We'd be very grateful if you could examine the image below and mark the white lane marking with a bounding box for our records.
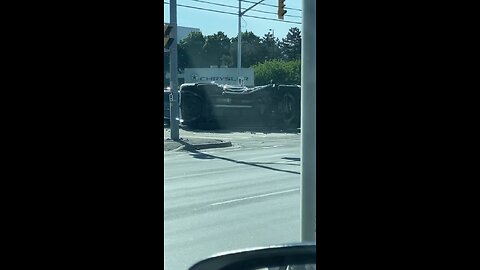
[206,145,279,153]
[197,143,288,153]
[224,148,242,152]
[209,188,300,206]
[165,169,231,180]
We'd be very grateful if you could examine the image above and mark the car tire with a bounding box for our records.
[279,91,300,129]
[180,91,205,128]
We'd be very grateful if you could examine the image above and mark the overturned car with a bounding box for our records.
[178,83,301,129]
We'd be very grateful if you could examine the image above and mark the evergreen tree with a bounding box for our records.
[280,27,302,61]
[178,32,206,68]
[203,31,231,67]
[261,32,281,61]
[230,31,263,68]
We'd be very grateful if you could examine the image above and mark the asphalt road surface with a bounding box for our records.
[164,132,301,270]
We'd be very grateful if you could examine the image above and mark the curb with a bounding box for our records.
[164,140,232,152]
[184,141,232,151]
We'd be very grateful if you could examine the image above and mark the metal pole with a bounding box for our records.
[269,28,275,59]
[237,0,242,86]
[301,0,316,242]
[169,0,180,141]
[236,0,263,86]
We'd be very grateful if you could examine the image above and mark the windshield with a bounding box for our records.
[164,1,315,269]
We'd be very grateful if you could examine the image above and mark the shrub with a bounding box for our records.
[253,59,300,86]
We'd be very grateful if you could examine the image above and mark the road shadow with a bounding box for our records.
[282,157,301,162]
[248,161,299,167]
[188,151,216,159]
[185,149,300,175]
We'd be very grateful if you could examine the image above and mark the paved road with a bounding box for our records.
[164,132,301,270]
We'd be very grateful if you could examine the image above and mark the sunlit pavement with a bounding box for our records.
[164,130,301,270]
[164,126,300,147]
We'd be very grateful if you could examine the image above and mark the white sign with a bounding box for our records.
[238,77,245,87]
[184,68,254,86]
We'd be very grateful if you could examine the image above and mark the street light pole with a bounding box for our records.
[237,0,242,86]
[237,0,265,86]
[269,28,275,59]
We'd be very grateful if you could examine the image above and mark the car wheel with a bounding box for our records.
[180,92,204,127]
[280,92,300,128]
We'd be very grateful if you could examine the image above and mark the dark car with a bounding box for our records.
[164,87,171,124]
[179,83,301,129]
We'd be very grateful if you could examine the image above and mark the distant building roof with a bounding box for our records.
[164,25,200,52]
[177,26,200,40]
[164,24,200,40]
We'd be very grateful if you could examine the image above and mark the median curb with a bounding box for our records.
[164,137,232,152]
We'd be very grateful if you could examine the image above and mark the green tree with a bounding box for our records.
[260,32,281,61]
[219,54,233,67]
[178,32,206,68]
[230,31,263,68]
[280,27,302,61]
[203,31,231,67]
[253,59,301,86]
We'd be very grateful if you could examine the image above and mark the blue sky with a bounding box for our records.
[164,0,302,40]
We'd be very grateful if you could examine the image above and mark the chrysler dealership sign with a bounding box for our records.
[184,68,254,86]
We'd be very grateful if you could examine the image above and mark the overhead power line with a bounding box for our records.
[188,0,237,10]
[244,14,300,24]
[246,8,302,19]
[164,1,301,24]
[242,0,302,12]
[165,2,237,16]
[185,0,302,19]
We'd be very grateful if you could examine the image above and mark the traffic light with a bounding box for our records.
[278,0,287,20]
[164,24,174,49]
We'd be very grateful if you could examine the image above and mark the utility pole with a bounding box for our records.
[301,0,316,242]
[237,0,242,86]
[269,28,275,59]
[237,0,265,86]
[169,0,179,141]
